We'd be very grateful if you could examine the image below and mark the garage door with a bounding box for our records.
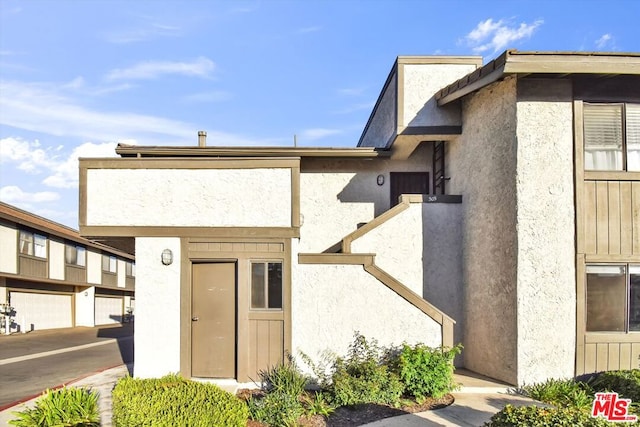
[95,296,123,325]
[10,292,73,331]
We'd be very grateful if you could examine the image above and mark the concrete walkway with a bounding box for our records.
[0,367,543,426]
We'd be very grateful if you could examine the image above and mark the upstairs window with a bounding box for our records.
[102,254,117,273]
[250,261,283,310]
[65,244,86,267]
[19,230,47,258]
[126,261,135,277]
[584,102,640,171]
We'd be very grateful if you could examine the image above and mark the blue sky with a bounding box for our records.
[1,0,639,229]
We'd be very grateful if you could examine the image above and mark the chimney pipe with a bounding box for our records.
[198,131,207,147]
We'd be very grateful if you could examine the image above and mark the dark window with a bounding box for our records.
[586,264,640,332]
[102,254,116,273]
[65,244,86,267]
[250,261,283,309]
[19,230,47,258]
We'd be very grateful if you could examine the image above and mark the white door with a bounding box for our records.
[95,296,123,325]
[10,292,73,331]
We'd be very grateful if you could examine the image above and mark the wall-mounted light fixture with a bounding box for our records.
[84,291,88,297]
[161,249,173,265]
[376,174,385,186]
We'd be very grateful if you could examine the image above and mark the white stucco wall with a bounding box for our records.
[402,63,478,127]
[351,203,423,295]
[75,286,95,327]
[421,203,464,362]
[292,261,442,364]
[299,145,430,253]
[49,238,65,280]
[134,237,181,378]
[0,223,17,274]
[86,168,292,227]
[359,71,397,148]
[515,79,575,384]
[117,259,126,288]
[447,77,519,385]
[87,249,101,285]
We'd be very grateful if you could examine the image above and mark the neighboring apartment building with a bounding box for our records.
[0,202,135,332]
[78,50,639,386]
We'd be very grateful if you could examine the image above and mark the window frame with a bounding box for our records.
[18,230,48,259]
[126,261,135,278]
[249,260,283,311]
[102,254,117,274]
[65,243,86,267]
[583,102,639,172]
[586,263,640,334]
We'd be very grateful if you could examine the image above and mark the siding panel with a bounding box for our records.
[596,182,609,254]
[608,182,621,254]
[633,182,640,254]
[585,343,597,373]
[620,343,632,370]
[596,343,609,372]
[584,181,597,254]
[621,182,633,255]
[608,343,620,371]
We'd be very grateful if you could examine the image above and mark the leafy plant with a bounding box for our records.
[485,404,612,427]
[10,387,100,427]
[301,391,336,417]
[394,343,462,401]
[248,391,305,427]
[591,369,640,403]
[258,356,307,397]
[111,374,248,427]
[521,377,594,410]
[330,332,404,406]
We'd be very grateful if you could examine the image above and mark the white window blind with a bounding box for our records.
[627,104,640,171]
[584,103,624,171]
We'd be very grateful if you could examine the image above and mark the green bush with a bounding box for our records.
[111,374,248,427]
[395,343,462,401]
[522,377,594,409]
[10,387,100,427]
[591,369,640,402]
[258,357,307,397]
[485,404,613,427]
[248,391,304,427]
[330,333,404,406]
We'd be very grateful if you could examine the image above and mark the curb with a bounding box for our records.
[0,363,125,412]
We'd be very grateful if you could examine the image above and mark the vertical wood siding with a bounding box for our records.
[18,257,47,278]
[583,181,640,256]
[248,319,284,379]
[579,340,640,374]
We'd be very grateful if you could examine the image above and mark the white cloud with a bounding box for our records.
[106,57,215,80]
[300,128,343,141]
[43,142,118,189]
[0,186,60,203]
[338,87,366,96]
[297,26,322,34]
[595,33,614,49]
[463,18,543,54]
[104,22,182,44]
[0,137,59,173]
[332,102,375,115]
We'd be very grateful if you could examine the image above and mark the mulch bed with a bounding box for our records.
[239,390,454,427]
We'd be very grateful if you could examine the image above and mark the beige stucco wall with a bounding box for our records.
[75,286,95,327]
[292,259,442,365]
[299,144,431,253]
[447,77,519,385]
[134,237,181,378]
[86,168,292,227]
[515,79,575,384]
[351,203,423,295]
[87,249,102,285]
[0,223,17,274]
[48,238,65,280]
[359,70,397,148]
[402,63,477,128]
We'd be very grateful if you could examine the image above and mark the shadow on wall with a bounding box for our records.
[336,173,389,217]
[97,322,135,375]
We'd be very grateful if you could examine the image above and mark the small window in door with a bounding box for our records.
[251,262,282,309]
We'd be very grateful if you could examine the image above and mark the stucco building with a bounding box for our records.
[0,202,135,332]
[79,50,639,386]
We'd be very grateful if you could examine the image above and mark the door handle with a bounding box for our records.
[192,316,199,321]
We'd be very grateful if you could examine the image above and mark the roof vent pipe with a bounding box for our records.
[198,131,207,147]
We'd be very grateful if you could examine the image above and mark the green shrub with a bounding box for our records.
[248,391,304,427]
[302,391,336,417]
[485,404,613,427]
[10,387,100,427]
[111,374,248,427]
[258,357,307,397]
[395,343,462,401]
[522,377,594,409]
[330,333,404,406]
[591,369,640,402]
